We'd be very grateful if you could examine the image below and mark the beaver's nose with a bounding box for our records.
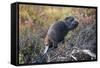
[73,21,79,27]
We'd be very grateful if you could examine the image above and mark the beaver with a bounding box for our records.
[43,16,79,54]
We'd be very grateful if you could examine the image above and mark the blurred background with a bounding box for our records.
[19,4,96,64]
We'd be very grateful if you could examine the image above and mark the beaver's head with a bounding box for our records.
[64,16,79,30]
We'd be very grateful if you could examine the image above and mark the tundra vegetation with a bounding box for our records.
[19,5,96,64]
